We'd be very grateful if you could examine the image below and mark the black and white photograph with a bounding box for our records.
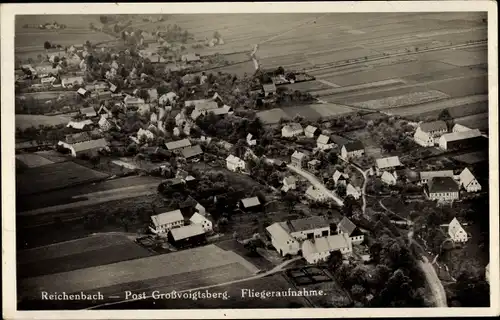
[1,2,498,319]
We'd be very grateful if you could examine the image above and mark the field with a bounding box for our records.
[350,90,450,110]
[15,153,55,168]
[257,103,356,124]
[18,244,259,301]
[16,161,110,196]
[452,151,488,164]
[17,233,152,278]
[454,112,489,131]
[16,114,72,130]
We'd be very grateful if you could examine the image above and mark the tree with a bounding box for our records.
[336,184,347,197]
[99,16,108,24]
[137,89,150,101]
[44,41,51,50]
[327,250,343,270]
[351,284,366,300]
[213,31,221,39]
[438,108,452,122]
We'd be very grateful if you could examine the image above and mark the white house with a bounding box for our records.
[287,216,330,241]
[137,103,151,115]
[159,92,178,105]
[67,119,93,130]
[137,128,155,141]
[281,123,303,138]
[333,170,349,186]
[41,76,57,85]
[425,177,460,201]
[226,154,246,172]
[98,115,113,131]
[337,217,364,245]
[413,120,448,147]
[459,168,482,192]
[375,156,401,175]
[346,183,361,199]
[448,217,468,243]
[304,125,318,138]
[381,171,397,185]
[438,129,482,150]
[57,138,109,158]
[316,134,334,151]
[79,106,96,118]
[77,88,88,97]
[419,170,454,185]
[266,222,301,257]
[61,76,84,88]
[340,141,365,160]
[189,212,213,232]
[124,96,146,109]
[306,186,327,202]
[150,209,184,234]
[301,234,352,264]
[291,150,306,168]
[246,133,257,146]
[282,176,298,192]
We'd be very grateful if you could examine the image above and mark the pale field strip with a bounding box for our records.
[454,112,490,130]
[15,153,54,168]
[18,245,258,297]
[312,66,373,79]
[15,114,71,130]
[384,94,488,116]
[414,26,487,38]
[308,103,357,117]
[316,79,341,88]
[17,234,131,264]
[310,79,407,96]
[350,90,450,110]
[72,183,159,199]
[111,159,139,170]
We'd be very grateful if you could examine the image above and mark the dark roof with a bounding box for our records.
[179,196,198,209]
[427,177,459,193]
[419,120,447,133]
[288,216,329,232]
[181,145,203,159]
[343,141,364,152]
[64,132,92,144]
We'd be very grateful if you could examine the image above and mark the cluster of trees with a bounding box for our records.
[156,24,194,44]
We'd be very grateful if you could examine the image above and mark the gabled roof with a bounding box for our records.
[165,138,191,150]
[72,138,108,152]
[452,123,472,132]
[418,120,447,133]
[240,196,261,208]
[333,170,348,183]
[190,212,209,225]
[283,122,303,132]
[288,216,328,233]
[346,183,360,195]
[291,150,305,160]
[80,106,96,116]
[67,119,93,129]
[283,176,297,185]
[427,177,459,193]
[226,154,244,164]
[420,170,454,180]
[302,234,350,255]
[266,222,296,245]
[170,224,205,241]
[381,171,396,182]
[459,168,477,186]
[343,141,364,152]
[338,217,356,236]
[440,129,482,142]
[305,125,318,135]
[181,145,203,159]
[317,134,330,144]
[151,209,184,227]
[64,132,92,144]
[448,217,466,238]
[376,156,401,169]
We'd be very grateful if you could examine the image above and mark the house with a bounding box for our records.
[438,129,483,150]
[316,134,334,150]
[181,53,201,63]
[137,128,155,141]
[459,168,482,192]
[375,156,401,175]
[291,151,306,168]
[286,216,330,240]
[175,111,188,127]
[425,177,460,201]
[306,186,327,202]
[35,64,60,77]
[181,145,203,160]
[381,171,397,186]
[159,92,177,105]
[137,103,151,115]
[452,123,472,133]
[124,96,146,109]
[186,100,219,112]
[413,120,448,147]
[304,125,319,138]
[337,217,364,245]
[98,115,113,131]
[301,234,352,264]
[150,209,184,234]
[346,183,361,199]
[308,159,321,171]
[239,197,262,212]
[57,138,109,158]
[263,83,277,97]
[61,76,84,88]
[97,105,112,118]
[246,133,257,146]
[340,141,365,160]
[266,222,301,257]
[77,88,89,97]
[281,123,303,138]
[168,225,206,248]
[332,170,349,186]
[282,176,298,192]
[165,138,191,151]
[419,170,454,185]
[226,154,246,172]
[448,217,468,243]
[40,76,57,85]
[67,119,93,130]
[189,212,212,232]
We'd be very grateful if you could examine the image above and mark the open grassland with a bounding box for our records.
[17,233,152,278]
[16,161,110,196]
[16,114,71,130]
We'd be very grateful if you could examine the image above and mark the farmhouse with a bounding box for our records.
[317,134,334,150]
[375,156,401,175]
[448,217,468,243]
[246,133,257,146]
[425,177,460,201]
[340,141,365,160]
[438,129,483,150]
[381,171,397,185]
[226,154,246,172]
[137,128,155,141]
[35,64,60,78]
[181,53,201,63]
[165,139,191,151]
[58,138,109,158]
[301,234,352,264]
[281,123,304,137]
[419,170,454,184]
[263,83,277,97]
[159,92,177,105]
[308,159,321,171]
[459,168,482,192]
[41,76,57,85]
[291,150,306,168]
[306,186,326,202]
[452,123,473,133]
[286,216,330,241]
[304,125,319,138]
[337,217,364,245]
[77,88,89,98]
[181,145,203,161]
[187,100,219,112]
[346,183,361,199]
[61,76,84,88]
[98,115,113,131]
[189,212,213,232]
[333,170,349,186]
[266,222,301,257]
[282,176,298,192]
[150,209,184,234]
[124,96,146,109]
[175,111,188,127]
[168,225,206,248]
[67,119,93,130]
[413,120,447,147]
[239,197,262,212]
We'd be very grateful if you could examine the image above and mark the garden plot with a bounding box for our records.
[350,90,450,110]
[427,75,487,97]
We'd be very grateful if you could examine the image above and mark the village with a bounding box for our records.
[14,13,491,309]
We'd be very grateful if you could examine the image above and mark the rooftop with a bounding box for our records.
[418,120,447,133]
[428,177,460,193]
[420,170,454,180]
[151,209,184,227]
[181,145,203,159]
[440,129,482,142]
[288,215,328,233]
[165,139,191,150]
[343,140,364,152]
[240,196,261,208]
[170,224,205,241]
[376,156,401,169]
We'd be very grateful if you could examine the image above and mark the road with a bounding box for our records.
[286,164,344,207]
[345,160,369,215]
[86,256,302,310]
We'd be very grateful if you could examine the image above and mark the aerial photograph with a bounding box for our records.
[14,12,490,310]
